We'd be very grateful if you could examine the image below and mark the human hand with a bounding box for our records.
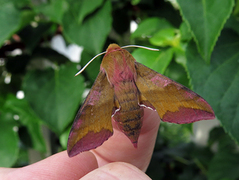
[0,108,160,180]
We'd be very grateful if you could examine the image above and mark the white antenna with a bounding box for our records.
[121,45,159,51]
[75,45,159,76]
[75,51,106,76]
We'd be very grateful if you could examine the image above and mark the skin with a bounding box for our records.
[0,108,160,180]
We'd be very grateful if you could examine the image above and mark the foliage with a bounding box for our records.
[0,0,239,179]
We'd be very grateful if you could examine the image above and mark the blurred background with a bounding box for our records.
[0,0,239,179]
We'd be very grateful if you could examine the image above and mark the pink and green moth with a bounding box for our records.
[67,43,215,157]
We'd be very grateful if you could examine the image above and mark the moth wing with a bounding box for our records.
[67,71,114,157]
[135,62,215,124]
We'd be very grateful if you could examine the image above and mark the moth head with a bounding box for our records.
[74,44,159,77]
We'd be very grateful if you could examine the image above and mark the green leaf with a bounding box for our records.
[77,0,104,24]
[224,15,239,35]
[80,49,101,81]
[131,17,173,39]
[208,152,239,180]
[0,2,21,46]
[62,0,112,54]
[177,0,234,62]
[59,127,71,150]
[233,0,239,16]
[174,47,187,68]
[150,28,179,47]
[132,48,173,74]
[186,30,239,143]
[179,22,192,42]
[164,59,190,87]
[19,10,35,28]
[208,127,236,152]
[34,0,68,23]
[4,95,46,152]
[131,0,141,5]
[23,63,85,134]
[0,120,19,167]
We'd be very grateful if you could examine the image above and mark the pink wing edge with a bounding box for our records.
[136,63,215,124]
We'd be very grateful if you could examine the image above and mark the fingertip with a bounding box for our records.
[60,151,98,178]
[81,162,151,180]
[6,151,98,180]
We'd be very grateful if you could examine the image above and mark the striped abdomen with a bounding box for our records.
[113,80,144,147]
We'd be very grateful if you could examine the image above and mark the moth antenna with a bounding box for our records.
[75,51,106,76]
[75,45,158,76]
[121,45,159,51]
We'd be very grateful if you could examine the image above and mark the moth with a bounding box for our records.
[67,43,215,157]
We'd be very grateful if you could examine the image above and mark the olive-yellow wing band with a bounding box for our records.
[135,62,215,123]
[67,71,114,157]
